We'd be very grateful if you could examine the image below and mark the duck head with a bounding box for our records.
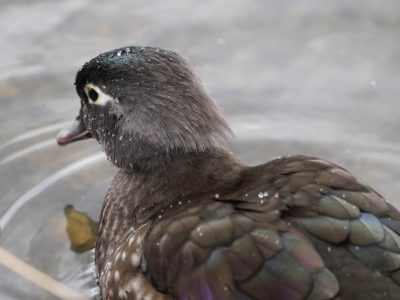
[57,46,231,171]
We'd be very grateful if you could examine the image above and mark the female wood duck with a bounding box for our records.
[57,46,400,300]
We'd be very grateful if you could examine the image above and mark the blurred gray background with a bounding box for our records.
[0,0,399,299]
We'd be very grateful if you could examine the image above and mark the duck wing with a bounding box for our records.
[143,155,400,300]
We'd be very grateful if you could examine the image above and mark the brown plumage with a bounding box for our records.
[57,46,400,300]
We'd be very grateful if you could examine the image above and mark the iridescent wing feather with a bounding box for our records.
[143,156,400,300]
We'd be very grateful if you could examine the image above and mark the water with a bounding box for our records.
[1,0,400,298]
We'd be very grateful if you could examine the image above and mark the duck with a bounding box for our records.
[57,46,400,300]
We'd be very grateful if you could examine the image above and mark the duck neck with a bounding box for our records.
[100,147,243,230]
[137,147,243,221]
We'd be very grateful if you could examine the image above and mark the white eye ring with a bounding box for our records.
[84,84,113,106]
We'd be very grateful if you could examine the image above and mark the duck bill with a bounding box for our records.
[57,115,92,146]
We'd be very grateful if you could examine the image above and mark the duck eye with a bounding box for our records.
[88,88,99,102]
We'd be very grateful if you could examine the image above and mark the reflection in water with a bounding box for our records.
[0,0,399,299]
[0,153,105,232]
[0,121,71,150]
[0,247,87,299]
[0,139,55,165]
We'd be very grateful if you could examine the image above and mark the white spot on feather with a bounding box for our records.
[118,288,128,299]
[131,253,140,266]
[115,251,121,262]
[106,271,111,282]
[114,271,120,282]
